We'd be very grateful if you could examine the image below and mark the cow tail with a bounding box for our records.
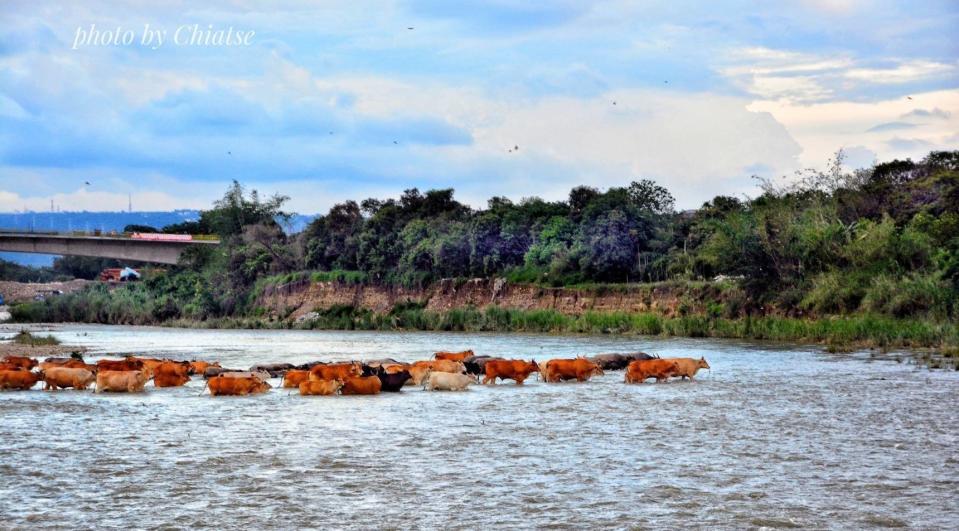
[198,378,210,396]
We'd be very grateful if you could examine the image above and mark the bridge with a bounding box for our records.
[0,232,220,265]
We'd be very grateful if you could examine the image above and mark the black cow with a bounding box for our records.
[374,368,411,392]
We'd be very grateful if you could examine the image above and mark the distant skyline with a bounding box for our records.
[1,1,957,214]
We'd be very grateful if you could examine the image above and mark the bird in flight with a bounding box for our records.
[907,96,913,100]
[227,151,231,155]
[84,181,91,186]
[408,27,414,30]
[612,101,617,105]
[393,140,398,144]
[514,145,519,151]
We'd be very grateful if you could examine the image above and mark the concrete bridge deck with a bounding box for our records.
[0,232,220,265]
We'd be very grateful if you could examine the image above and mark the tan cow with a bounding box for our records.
[298,379,343,396]
[43,367,95,391]
[662,357,710,380]
[96,370,149,393]
[282,369,312,388]
[425,372,475,391]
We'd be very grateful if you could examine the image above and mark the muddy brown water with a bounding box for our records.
[1,324,957,529]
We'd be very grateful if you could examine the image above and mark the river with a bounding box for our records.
[1,324,957,529]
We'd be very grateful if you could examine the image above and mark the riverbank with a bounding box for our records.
[158,306,957,355]
[9,278,959,356]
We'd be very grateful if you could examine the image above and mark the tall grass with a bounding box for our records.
[290,305,958,349]
[11,330,60,346]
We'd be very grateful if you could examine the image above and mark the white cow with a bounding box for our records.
[424,372,475,391]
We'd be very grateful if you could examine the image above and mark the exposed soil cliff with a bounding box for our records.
[257,278,716,320]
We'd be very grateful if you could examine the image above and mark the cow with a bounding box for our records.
[434,350,474,362]
[298,379,343,396]
[0,362,25,371]
[250,363,295,378]
[483,359,539,385]
[662,357,710,380]
[0,370,42,390]
[207,375,271,396]
[282,369,312,388]
[1,356,38,370]
[588,353,631,371]
[405,365,432,386]
[97,358,145,372]
[153,361,191,387]
[217,371,272,382]
[425,372,475,391]
[132,357,166,377]
[374,368,412,392]
[625,359,681,384]
[340,376,382,395]
[95,370,149,393]
[39,359,95,372]
[463,356,501,376]
[412,360,466,374]
[625,352,658,362]
[309,363,362,382]
[188,360,221,375]
[544,358,605,383]
[43,367,95,391]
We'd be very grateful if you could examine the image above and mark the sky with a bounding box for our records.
[0,0,956,215]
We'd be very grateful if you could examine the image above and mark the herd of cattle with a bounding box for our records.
[0,350,710,396]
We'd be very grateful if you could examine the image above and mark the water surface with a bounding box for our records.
[1,324,957,529]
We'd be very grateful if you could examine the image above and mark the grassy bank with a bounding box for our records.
[31,304,949,353]
[287,305,958,349]
[11,284,957,351]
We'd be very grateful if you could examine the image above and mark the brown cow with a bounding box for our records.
[340,376,382,395]
[97,358,145,372]
[207,375,270,396]
[544,358,605,382]
[43,367,96,391]
[298,379,343,396]
[0,362,25,371]
[625,359,681,383]
[95,370,149,393]
[434,350,474,362]
[153,361,191,387]
[282,369,312,388]
[189,360,220,375]
[1,356,37,370]
[39,359,95,372]
[309,363,362,382]
[0,370,42,390]
[662,357,710,380]
[483,359,539,385]
[132,357,165,376]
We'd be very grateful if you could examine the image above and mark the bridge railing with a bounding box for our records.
[0,229,218,241]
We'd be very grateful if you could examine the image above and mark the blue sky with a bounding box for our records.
[1,0,956,214]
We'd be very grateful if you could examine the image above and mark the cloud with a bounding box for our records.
[845,60,956,84]
[900,107,951,120]
[866,121,916,133]
[885,137,933,151]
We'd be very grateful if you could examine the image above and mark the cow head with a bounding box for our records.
[529,360,539,372]
[697,357,710,370]
[589,363,605,377]
[361,364,376,377]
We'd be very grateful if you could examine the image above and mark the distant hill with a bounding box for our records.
[0,210,315,265]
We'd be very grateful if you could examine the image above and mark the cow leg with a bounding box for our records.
[515,377,525,385]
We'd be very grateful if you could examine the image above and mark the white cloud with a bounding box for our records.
[845,60,956,84]
[749,88,959,169]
